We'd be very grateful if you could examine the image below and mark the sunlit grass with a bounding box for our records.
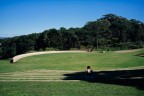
[0,50,144,73]
[0,81,144,96]
[0,50,144,96]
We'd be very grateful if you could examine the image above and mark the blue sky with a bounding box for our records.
[0,0,144,37]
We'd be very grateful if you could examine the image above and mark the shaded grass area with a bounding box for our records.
[135,53,144,57]
[0,50,144,73]
[0,81,144,96]
[63,69,144,90]
[0,69,143,91]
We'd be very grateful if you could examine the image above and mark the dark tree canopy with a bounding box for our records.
[0,14,144,58]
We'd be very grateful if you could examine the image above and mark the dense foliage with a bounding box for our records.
[0,14,144,58]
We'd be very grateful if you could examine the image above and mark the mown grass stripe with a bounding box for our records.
[0,80,80,82]
[0,70,84,81]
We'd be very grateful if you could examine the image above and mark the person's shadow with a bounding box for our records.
[63,69,144,90]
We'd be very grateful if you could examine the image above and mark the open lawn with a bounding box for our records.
[0,50,144,73]
[0,50,144,96]
[0,81,144,96]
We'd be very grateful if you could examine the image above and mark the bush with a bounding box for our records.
[45,47,58,51]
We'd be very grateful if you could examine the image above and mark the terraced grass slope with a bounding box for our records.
[0,70,80,81]
[0,50,144,96]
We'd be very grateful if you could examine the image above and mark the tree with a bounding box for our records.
[130,19,144,42]
[47,29,62,50]
[1,38,16,58]
[84,19,111,49]
[36,31,49,50]
[102,14,136,49]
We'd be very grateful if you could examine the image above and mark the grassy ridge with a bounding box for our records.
[0,50,144,73]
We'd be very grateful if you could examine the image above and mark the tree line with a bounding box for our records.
[0,14,144,58]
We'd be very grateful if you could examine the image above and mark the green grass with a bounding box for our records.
[0,50,144,73]
[0,50,144,96]
[0,81,144,96]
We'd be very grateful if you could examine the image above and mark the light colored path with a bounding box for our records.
[12,51,86,62]
[115,48,143,53]
[13,49,144,62]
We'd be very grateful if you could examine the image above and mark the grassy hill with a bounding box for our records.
[0,50,144,73]
[0,50,144,96]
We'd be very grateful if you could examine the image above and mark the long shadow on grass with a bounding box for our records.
[63,69,144,90]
